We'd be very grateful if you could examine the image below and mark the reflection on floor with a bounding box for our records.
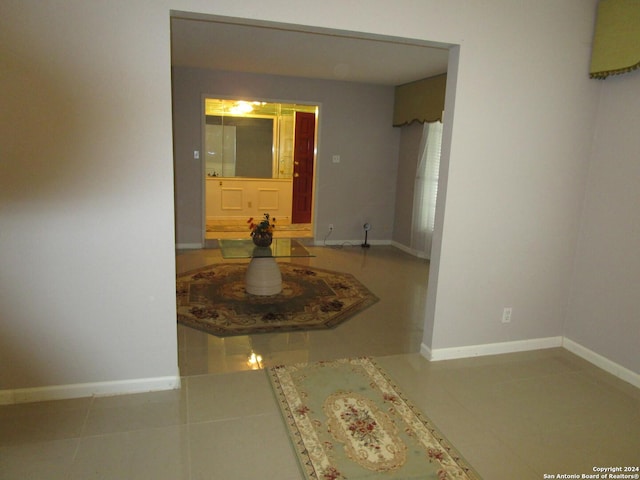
[1,244,638,479]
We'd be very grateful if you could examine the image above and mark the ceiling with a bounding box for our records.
[170,16,449,87]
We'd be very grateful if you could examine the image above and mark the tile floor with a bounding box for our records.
[1,244,638,479]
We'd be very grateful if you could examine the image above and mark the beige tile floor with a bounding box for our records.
[1,244,638,479]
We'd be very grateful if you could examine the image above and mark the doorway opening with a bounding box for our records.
[203,98,318,239]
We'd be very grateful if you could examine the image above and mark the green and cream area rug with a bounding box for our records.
[268,357,481,480]
[176,263,378,336]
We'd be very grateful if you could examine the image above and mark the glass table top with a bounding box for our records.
[218,238,314,259]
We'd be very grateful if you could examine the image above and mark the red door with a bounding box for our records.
[291,111,316,224]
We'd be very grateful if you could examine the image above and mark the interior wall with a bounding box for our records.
[426,1,601,352]
[173,67,401,246]
[565,70,640,375]
[0,0,179,393]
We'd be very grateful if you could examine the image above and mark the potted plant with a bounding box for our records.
[248,213,276,247]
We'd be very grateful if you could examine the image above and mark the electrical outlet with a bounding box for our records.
[329,224,334,231]
[501,307,512,324]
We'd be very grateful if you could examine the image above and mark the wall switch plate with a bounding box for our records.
[332,155,340,163]
[194,150,200,159]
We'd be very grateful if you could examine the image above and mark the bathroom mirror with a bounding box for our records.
[205,114,275,178]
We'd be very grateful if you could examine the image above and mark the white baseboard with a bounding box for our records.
[421,336,639,389]
[421,336,563,361]
[313,239,421,254]
[313,239,392,247]
[0,375,182,406]
[390,241,429,259]
[563,338,640,389]
[176,243,204,250]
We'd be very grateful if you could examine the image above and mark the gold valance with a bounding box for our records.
[590,0,640,79]
[393,74,446,126]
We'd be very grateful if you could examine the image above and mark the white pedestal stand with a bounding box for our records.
[245,257,282,295]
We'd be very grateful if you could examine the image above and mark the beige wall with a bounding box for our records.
[1,0,179,397]
[565,70,640,375]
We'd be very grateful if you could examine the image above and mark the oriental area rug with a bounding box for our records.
[176,263,378,336]
[268,357,482,480]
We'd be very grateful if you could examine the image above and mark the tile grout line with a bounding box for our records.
[71,395,94,464]
[184,376,193,480]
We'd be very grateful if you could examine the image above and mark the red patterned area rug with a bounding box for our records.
[176,263,378,336]
[268,357,482,480]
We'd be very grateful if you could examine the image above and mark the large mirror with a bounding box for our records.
[204,98,317,179]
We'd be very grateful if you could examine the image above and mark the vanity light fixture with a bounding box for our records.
[230,101,254,115]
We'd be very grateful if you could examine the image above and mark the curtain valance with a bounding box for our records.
[590,0,640,79]
[393,74,446,126]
